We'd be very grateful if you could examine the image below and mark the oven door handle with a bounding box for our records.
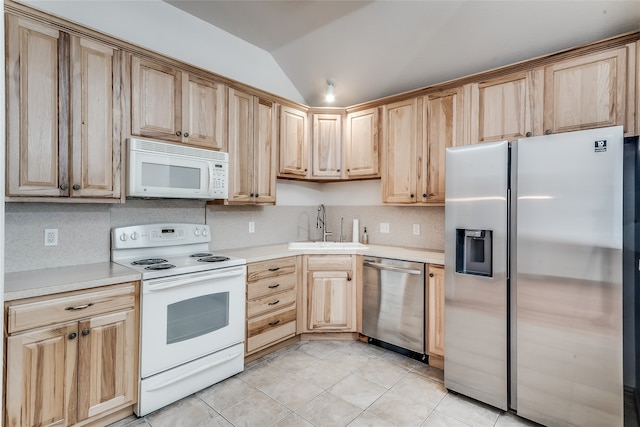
[145,350,243,391]
[147,267,245,292]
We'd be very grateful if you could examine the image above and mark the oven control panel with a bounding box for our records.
[111,223,211,249]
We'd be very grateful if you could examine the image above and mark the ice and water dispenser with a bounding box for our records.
[455,229,493,277]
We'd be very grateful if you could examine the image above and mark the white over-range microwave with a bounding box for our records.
[127,138,228,200]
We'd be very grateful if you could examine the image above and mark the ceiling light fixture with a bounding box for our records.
[325,78,336,102]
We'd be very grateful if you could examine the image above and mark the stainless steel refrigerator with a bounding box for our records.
[444,126,628,427]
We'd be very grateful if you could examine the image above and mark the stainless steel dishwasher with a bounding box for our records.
[362,257,425,354]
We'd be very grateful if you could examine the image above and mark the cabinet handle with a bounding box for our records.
[65,303,94,311]
[68,332,77,340]
[545,129,552,135]
[268,283,280,289]
[59,183,68,191]
[176,131,182,137]
[268,319,281,327]
[347,273,352,281]
[525,131,532,137]
[82,328,90,336]
[268,267,280,272]
[268,300,280,306]
[429,273,434,277]
[184,131,189,137]
[73,184,80,191]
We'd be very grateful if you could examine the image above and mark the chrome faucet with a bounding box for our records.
[316,204,332,242]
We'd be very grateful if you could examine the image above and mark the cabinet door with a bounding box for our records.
[345,108,379,178]
[307,271,353,331]
[253,98,278,204]
[6,323,78,427]
[543,46,628,134]
[6,15,64,197]
[424,89,463,204]
[311,114,342,179]
[427,265,445,358]
[469,72,537,143]
[131,57,182,142]
[227,88,254,203]
[184,74,226,150]
[382,98,418,204]
[69,36,121,198]
[77,309,136,421]
[279,105,308,177]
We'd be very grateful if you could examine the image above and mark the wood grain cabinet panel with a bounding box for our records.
[5,14,122,200]
[279,105,309,178]
[131,56,226,149]
[227,88,277,204]
[311,113,342,179]
[345,108,380,179]
[4,283,138,427]
[427,264,445,367]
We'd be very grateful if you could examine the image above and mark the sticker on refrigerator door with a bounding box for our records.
[594,140,607,153]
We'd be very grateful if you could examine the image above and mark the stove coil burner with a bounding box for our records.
[144,263,176,270]
[132,258,168,266]
[190,253,213,258]
[197,256,231,263]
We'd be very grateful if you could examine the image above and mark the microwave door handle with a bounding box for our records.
[147,267,245,291]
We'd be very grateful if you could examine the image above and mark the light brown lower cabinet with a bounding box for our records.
[4,283,138,427]
[426,264,445,369]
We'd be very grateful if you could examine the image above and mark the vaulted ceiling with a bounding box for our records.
[165,1,640,107]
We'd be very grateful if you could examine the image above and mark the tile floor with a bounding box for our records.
[109,340,540,427]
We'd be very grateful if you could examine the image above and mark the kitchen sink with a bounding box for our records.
[288,241,369,250]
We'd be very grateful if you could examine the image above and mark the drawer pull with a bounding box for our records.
[65,303,94,311]
[268,267,280,272]
[268,300,280,306]
[268,284,280,289]
[268,320,280,327]
[82,328,91,336]
[68,332,77,340]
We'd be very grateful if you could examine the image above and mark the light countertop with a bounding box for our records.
[222,243,444,265]
[5,262,142,302]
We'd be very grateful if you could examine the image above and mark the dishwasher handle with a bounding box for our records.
[363,260,423,275]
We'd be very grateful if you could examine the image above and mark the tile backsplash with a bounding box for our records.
[5,194,444,272]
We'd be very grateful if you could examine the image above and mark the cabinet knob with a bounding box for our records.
[410,194,415,198]
[250,193,255,198]
[347,169,350,172]
[68,332,77,340]
[184,131,189,137]
[73,184,80,191]
[525,131,532,137]
[176,131,182,137]
[59,183,68,191]
[429,273,434,277]
[304,168,308,172]
[422,194,427,198]
[337,169,340,172]
[82,328,90,336]
[545,129,552,135]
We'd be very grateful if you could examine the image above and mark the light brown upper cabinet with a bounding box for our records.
[278,105,309,178]
[382,98,419,204]
[542,44,635,135]
[131,56,226,150]
[345,108,380,179]
[423,88,465,204]
[227,88,277,204]
[311,113,343,179]
[466,71,543,144]
[5,14,122,200]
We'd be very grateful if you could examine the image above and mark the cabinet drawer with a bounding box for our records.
[246,306,297,354]
[247,288,295,318]
[306,255,353,271]
[247,257,297,282]
[247,273,296,300]
[7,283,136,334]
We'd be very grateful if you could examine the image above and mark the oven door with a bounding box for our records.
[140,265,245,378]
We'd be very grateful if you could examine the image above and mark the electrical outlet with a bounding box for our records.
[380,223,390,233]
[45,228,58,246]
[249,221,255,233]
[413,224,420,235]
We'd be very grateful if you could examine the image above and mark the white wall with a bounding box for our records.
[23,0,305,104]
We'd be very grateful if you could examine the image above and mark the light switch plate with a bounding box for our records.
[380,223,390,233]
[413,224,420,235]
[249,222,255,233]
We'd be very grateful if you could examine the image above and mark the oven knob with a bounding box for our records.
[202,229,208,237]
[130,232,138,240]
[119,233,127,242]
[194,229,200,237]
